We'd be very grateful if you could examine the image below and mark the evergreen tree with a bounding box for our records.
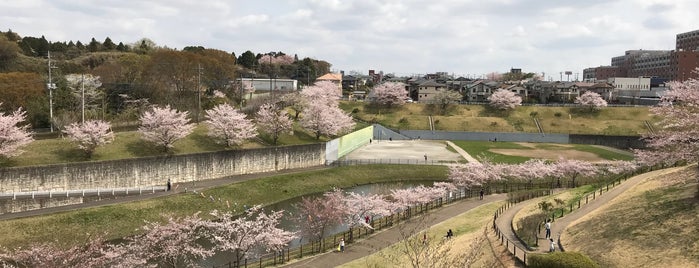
[237,50,257,69]
[87,37,101,52]
[116,42,127,52]
[103,37,116,50]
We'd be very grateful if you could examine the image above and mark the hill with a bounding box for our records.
[341,102,655,135]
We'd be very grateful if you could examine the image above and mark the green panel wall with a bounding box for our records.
[337,126,373,158]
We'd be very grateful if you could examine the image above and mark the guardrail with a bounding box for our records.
[0,186,168,200]
[491,189,552,266]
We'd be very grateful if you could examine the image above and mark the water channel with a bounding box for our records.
[203,180,439,266]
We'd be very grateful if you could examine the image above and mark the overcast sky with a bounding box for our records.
[2,0,699,80]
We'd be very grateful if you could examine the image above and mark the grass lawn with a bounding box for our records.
[340,201,504,268]
[450,141,633,164]
[0,165,448,249]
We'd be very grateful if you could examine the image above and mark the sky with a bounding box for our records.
[2,0,699,80]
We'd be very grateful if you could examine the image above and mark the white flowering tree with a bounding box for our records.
[63,120,115,158]
[256,103,293,145]
[575,91,607,112]
[138,105,195,152]
[205,103,257,147]
[488,89,522,110]
[0,103,33,159]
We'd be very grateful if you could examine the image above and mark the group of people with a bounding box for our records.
[545,218,557,252]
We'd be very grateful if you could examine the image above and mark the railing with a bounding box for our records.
[330,159,446,166]
[0,186,168,200]
[491,189,552,266]
[212,185,501,268]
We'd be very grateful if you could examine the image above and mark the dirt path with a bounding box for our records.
[445,141,479,163]
[282,194,506,268]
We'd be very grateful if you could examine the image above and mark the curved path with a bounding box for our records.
[494,166,686,259]
[283,193,506,268]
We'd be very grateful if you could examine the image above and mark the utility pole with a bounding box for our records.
[47,51,57,132]
[195,63,203,123]
[81,73,85,123]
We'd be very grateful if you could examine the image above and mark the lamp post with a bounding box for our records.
[195,63,203,123]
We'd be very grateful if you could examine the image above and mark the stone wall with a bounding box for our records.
[0,144,325,193]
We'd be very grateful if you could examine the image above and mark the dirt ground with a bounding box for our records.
[489,149,604,162]
[343,140,462,162]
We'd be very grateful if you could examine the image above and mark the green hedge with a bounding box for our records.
[528,252,600,268]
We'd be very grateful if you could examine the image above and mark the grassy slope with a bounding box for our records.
[342,102,655,135]
[340,201,503,268]
[563,166,699,267]
[0,165,447,249]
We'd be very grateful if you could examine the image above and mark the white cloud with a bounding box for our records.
[1,0,699,78]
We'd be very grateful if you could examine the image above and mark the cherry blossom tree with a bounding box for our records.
[259,54,294,65]
[204,207,295,266]
[552,158,599,187]
[371,82,408,108]
[293,195,344,251]
[448,161,502,190]
[488,89,522,110]
[300,102,355,139]
[205,103,257,147]
[575,91,607,112]
[431,90,463,114]
[256,103,293,145]
[0,104,33,158]
[390,185,446,209]
[63,120,115,158]
[342,191,396,231]
[301,81,342,107]
[65,74,103,112]
[130,213,213,268]
[636,72,699,195]
[138,105,195,152]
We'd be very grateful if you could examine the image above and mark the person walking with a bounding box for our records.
[424,154,428,162]
[545,219,552,239]
[167,179,172,191]
[446,229,453,239]
[339,238,345,252]
[479,189,484,200]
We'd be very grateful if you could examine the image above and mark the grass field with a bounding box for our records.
[0,165,448,249]
[341,102,655,135]
[562,166,699,268]
[450,141,634,164]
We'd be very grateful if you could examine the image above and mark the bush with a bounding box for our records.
[398,117,408,124]
[515,212,547,247]
[352,108,359,114]
[528,252,600,268]
[530,111,539,117]
[554,112,563,117]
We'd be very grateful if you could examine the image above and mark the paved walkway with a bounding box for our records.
[494,166,686,259]
[282,193,506,268]
[445,141,479,163]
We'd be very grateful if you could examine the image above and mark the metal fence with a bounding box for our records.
[0,186,167,200]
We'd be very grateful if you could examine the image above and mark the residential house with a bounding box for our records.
[416,80,448,102]
[465,80,500,102]
[316,73,343,92]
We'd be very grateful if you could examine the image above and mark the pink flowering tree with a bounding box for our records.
[205,103,257,147]
[256,103,293,145]
[63,120,115,158]
[204,207,295,265]
[300,102,355,139]
[292,194,344,252]
[130,213,213,268]
[552,158,599,187]
[138,105,195,152]
[599,160,639,177]
[448,161,502,190]
[636,72,699,195]
[301,81,342,107]
[488,89,522,110]
[0,104,33,159]
[341,191,396,240]
[575,91,607,112]
[371,82,408,108]
[390,185,446,209]
[259,54,295,65]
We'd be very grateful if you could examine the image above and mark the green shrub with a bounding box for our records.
[352,108,359,113]
[528,252,600,268]
[554,112,563,117]
[530,111,539,117]
[516,212,547,247]
[398,117,408,124]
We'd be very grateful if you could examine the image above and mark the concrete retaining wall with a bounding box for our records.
[0,144,325,194]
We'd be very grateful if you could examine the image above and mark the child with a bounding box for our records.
[549,238,556,252]
[339,238,345,252]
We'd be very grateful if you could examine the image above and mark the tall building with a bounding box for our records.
[677,29,699,52]
[584,29,699,82]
